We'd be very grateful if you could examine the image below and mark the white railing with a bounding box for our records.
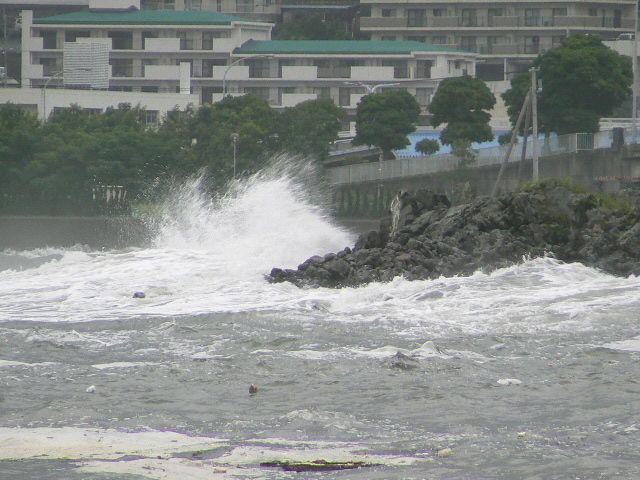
[328,131,614,185]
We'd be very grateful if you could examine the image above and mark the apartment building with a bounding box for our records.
[142,0,281,21]
[359,0,637,81]
[20,4,476,120]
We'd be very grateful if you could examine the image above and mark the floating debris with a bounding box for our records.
[436,448,453,458]
[261,459,380,472]
[133,292,146,299]
[497,378,522,386]
[85,385,96,393]
[249,383,258,395]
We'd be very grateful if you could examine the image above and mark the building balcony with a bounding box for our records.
[144,65,181,80]
[361,15,635,31]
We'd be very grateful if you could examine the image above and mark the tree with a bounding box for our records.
[277,99,347,159]
[188,95,279,182]
[429,76,495,146]
[273,13,356,40]
[502,34,632,135]
[353,90,421,159]
[415,138,440,156]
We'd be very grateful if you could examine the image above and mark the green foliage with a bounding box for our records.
[498,132,514,145]
[187,95,279,182]
[277,99,347,159]
[451,139,477,167]
[429,76,495,146]
[273,13,355,40]
[519,179,632,213]
[502,34,632,135]
[501,71,532,134]
[0,91,393,215]
[415,138,440,156]
[353,90,421,155]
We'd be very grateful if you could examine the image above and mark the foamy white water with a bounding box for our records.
[1,158,639,479]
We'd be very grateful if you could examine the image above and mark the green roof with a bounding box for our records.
[236,40,467,55]
[34,10,268,26]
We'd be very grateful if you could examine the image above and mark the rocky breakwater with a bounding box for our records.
[269,182,640,288]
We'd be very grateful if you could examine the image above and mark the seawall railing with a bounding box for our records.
[328,131,615,185]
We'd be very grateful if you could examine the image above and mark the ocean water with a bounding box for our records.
[1,160,639,480]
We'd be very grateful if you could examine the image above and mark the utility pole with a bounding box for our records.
[491,89,531,197]
[530,67,539,180]
[632,0,639,144]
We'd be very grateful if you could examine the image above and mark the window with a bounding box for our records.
[407,36,426,42]
[108,30,133,49]
[313,87,331,99]
[144,110,159,125]
[552,8,567,17]
[488,9,506,27]
[432,35,447,45]
[416,60,432,78]
[461,36,477,52]
[524,36,540,54]
[407,9,426,27]
[248,58,270,78]
[488,35,508,53]
[141,86,159,93]
[177,32,195,50]
[202,32,214,49]
[40,57,58,76]
[381,8,396,18]
[588,8,598,17]
[381,35,397,41]
[216,0,222,12]
[433,8,450,17]
[110,58,133,77]
[185,0,201,9]
[65,30,90,42]
[236,0,254,13]
[41,31,57,49]
[462,9,481,27]
[382,59,408,79]
[524,9,541,27]
[338,87,351,106]
[314,59,350,78]
[110,86,133,92]
[552,35,564,48]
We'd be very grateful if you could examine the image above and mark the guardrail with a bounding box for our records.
[328,131,614,185]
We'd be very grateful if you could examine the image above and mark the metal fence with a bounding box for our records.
[328,131,614,185]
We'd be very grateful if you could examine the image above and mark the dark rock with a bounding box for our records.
[267,184,640,288]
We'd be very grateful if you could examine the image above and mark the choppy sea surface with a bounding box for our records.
[1,161,639,479]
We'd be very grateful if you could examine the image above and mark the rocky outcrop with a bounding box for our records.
[269,183,640,288]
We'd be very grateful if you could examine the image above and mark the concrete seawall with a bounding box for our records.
[0,216,156,250]
[0,216,377,251]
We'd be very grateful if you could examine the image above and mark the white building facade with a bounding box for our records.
[359,0,637,81]
[17,5,476,121]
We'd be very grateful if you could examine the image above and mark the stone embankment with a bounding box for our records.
[269,182,640,288]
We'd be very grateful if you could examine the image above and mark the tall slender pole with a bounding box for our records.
[632,1,639,144]
[231,132,239,178]
[531,67,539,180]
[491,89,531,197]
